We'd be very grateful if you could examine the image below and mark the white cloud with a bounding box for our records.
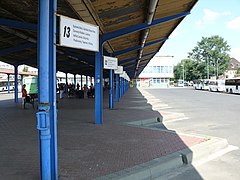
[226,17,240,30]
[195,9,231,28]
[231,47,240,60]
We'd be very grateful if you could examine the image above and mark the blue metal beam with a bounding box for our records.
[95,41,103,124]
[120,51,158,65]
[63,50,95,65]
[0,43,36,56]
[14,65,18,103]
[36,0,51,179]
[109,69,114,109]
[49,0,58,179]
[0,18,37,31]
[102,12,190,42]
[112,38,168,56]
[115,74,119,103]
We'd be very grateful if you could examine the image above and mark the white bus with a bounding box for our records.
[0,80,15,91]
[193,79,209,90]
[208,79,225,92]
[177,79,184,87]
[225,78,240,94]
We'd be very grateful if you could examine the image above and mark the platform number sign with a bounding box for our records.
[59,15,99,52]
[63,26,71,38]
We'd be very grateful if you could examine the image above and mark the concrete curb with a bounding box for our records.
[95,137,229,180]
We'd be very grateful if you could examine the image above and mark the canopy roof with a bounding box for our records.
[0,0,198,78]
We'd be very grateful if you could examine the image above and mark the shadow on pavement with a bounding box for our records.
[0,88,204,179]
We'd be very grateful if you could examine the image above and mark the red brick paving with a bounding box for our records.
[0,88,205,179]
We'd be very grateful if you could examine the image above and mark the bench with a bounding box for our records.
[24,94,37,109]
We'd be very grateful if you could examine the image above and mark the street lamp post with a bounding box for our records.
[216,58,219,79]
[182,63,184,83]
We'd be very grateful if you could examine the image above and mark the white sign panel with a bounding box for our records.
[60,15,99,52]
[114,66,123,74]
[103,56,118,70]
[120,71,126,78]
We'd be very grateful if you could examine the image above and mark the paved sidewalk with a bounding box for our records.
[0,88,206,179]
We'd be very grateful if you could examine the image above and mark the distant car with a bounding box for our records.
[177,80,184,87]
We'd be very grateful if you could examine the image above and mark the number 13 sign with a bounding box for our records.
[59,15,99,52]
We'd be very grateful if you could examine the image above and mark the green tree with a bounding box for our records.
[174,59,205,81]
[237,68,240,74]
[188,35,231,78]
[23,65,28,72]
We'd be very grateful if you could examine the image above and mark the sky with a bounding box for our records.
[157,0,240,65]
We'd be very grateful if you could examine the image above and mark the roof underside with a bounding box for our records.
[0,0,198,78]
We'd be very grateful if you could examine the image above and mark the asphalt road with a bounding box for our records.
[144,87,240,180]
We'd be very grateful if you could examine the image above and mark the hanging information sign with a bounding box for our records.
[114,66,123,74]
[103,56,118,70]
[59,15,99,52]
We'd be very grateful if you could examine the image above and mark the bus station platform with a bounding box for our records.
[0,88,207,179]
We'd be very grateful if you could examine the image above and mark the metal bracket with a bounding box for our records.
[36,111,50,131]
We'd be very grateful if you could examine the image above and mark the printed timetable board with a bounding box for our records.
[103,56,118,70]
[59,15,99,52]
[114,66,123,74]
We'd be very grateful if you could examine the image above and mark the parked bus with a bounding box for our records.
[0,80,15,91]
[193,79,209,90]
[208,79,225,92]
[23,76,38,95]
[177,79,184,87]
[225,78,240,94]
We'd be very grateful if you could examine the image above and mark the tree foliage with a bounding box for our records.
[23,65,28,72]
[174,59,206,81]
[188,35,231,78]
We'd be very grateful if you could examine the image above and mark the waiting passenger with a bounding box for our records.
[22,84,27,109]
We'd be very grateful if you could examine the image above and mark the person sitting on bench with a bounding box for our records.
[22,84,34,109]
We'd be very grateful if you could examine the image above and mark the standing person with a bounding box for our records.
[22,84,27,109]
[83,84,88,99]
[59,83,64,99]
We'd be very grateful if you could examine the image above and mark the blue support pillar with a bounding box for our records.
[37,0,51,179]
[109,69,114,109]
[95,41,103,124]
[115,74,119,102]
[49,0,58,179]
[123,78,126,94]
[80,75,83,90]
[73,74,76,89]
[119,77,122,98]
[14,65,18,103]
[7,74,10,94]
[65,73,68,95]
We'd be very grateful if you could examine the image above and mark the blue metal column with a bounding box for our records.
[119,77,121,98]
[95,41,103,124]
[49,0,58,179]
[14,65,18,103]
[123,78,126,94]
[80,75,83,90]
[73,74,76,89]
[7,74,10,94]
[109,69,114,109]
[115,74,119,102]
[65,73,68,95]
[121,78,124,96]
[37,0,51,179]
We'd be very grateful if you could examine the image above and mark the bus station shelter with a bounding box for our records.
[0,0,198,179]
